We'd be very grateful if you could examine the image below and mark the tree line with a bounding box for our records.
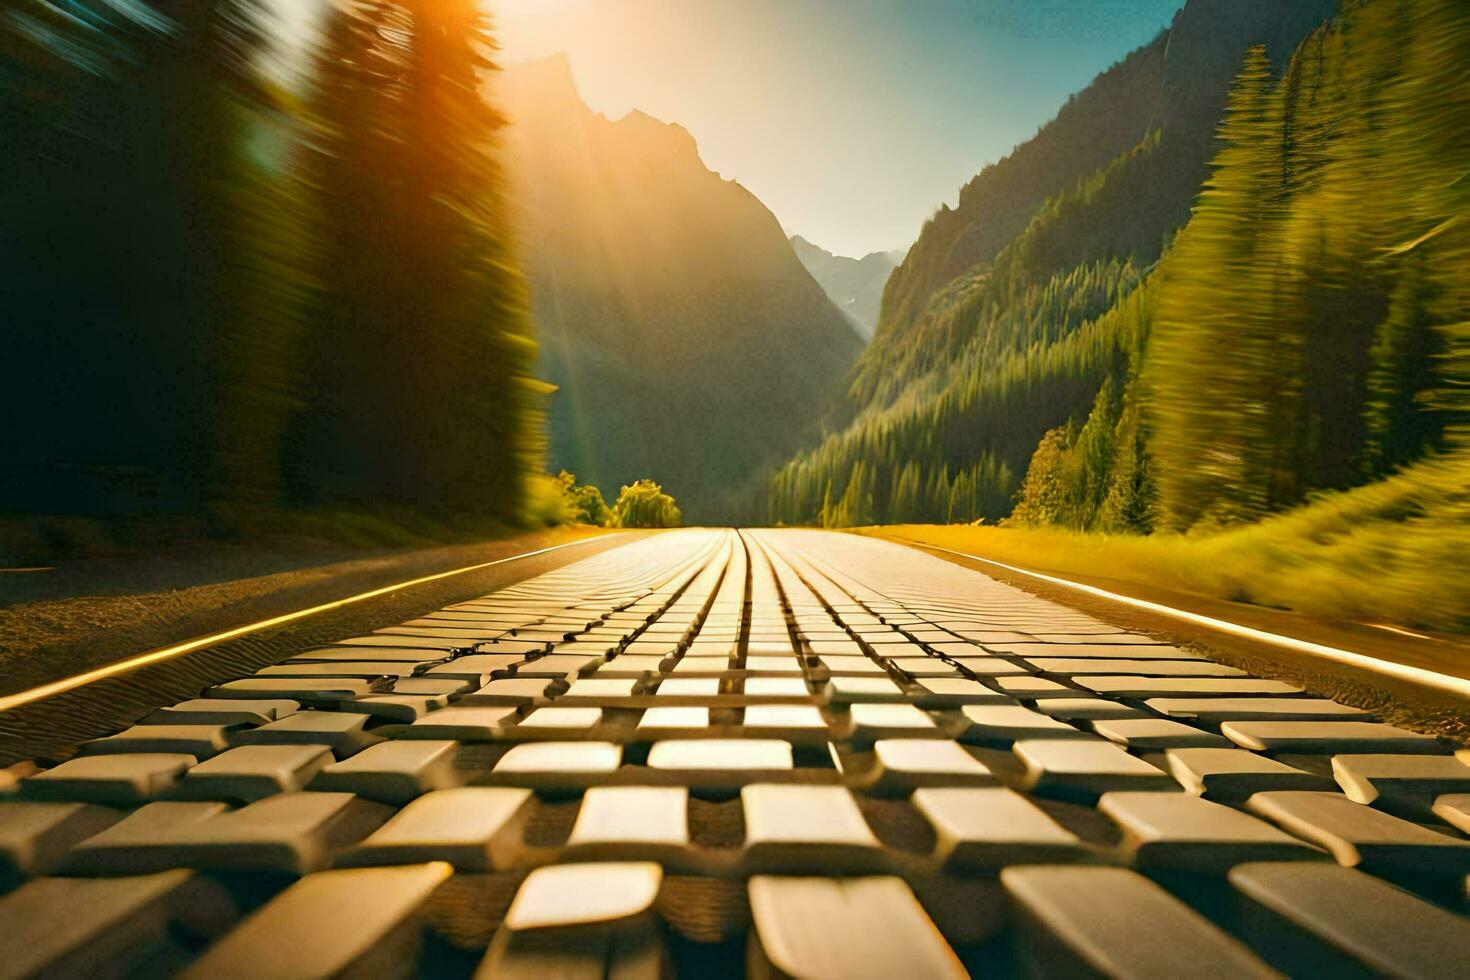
[771,0,1470,535]
[1,0,539,534]
[1015,0,1469,533]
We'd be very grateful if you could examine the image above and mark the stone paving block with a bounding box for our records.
[460,677,560,705]
[1145,698,1372,722]
[169,744,332,802]
[57,802,228,874]
[742,677,811,698]
[1001,866,1279,978]
[566,786,690,859]
[1247,791,1470,876]
[392,677,475,696]
[64,792,387,876]
[143,698,299,727]
[849,703,938,742]
[0,801,121,884]
[404,706,516,741]
[514,707,604,734]
[990,676,1075,699]
[914,677,1014,706]
[655,677,721,697]
[79,725,229,760]
[1034,698,1147,720]
[741,705,828,738]
[259,660,424,678]
[338,693,447,723]
[747,875,968,979]
[1230,861,1470,979]
[820,655,889,674]
[1099,791,1324,871]
[309,740,461,803]
[208,677,383,702]
[1025,658,1247,677]
[825,676,908,703]
[477,862,666,979]
[1433,794,1470,834]
[1014,739,1177,800]
[1221,721,1446,755]
[1166,749,1336,800]
[0,870,236,978]
[913,787,1087,870]
[869,738,996,789]
[1092,718,1232,750]
[742,784,881,872]
[647,739,793,788]
[1080,677,1304,698]
[422,654,531,683]
[1330,754,1470,811]
[959,705,1093,745]
[637,706,709,731]
[561,678,641,699]
[491,742,623,790]
[180,863,450,979]
[21,754,196,805]
[229,710,373,755]
[742,656,805,674]
[338,787,531,870]
[986,643,1203,660]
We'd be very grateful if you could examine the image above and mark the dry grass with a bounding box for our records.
[863,457,1470,634]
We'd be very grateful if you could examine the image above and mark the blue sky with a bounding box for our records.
[494,0,1184,256]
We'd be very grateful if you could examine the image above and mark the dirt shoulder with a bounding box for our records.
[0,526,618,697]
[866,527,1470,742]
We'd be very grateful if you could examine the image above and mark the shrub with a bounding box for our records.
[611,480,682,528]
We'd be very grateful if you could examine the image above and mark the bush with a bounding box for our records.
[523,474,575,527]
[524,471,612,527]
[611,480,682,528]
[557,471,611,526]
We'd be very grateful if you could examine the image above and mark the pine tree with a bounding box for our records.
[294,0,538,520]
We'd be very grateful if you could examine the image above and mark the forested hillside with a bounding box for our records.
[498,57,862,522]
[1016,0,1469,534]
[768,0,1339,526]
[1,0,539,534]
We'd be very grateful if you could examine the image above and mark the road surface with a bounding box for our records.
[1,528,1467,976]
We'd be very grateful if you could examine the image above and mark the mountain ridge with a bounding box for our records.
[496,55,862,521]
[768,0,1340,527]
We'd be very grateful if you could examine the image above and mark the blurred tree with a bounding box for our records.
[0,0,295,517]
[292,0,539,521]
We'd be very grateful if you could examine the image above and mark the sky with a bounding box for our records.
[490,0,1184,257]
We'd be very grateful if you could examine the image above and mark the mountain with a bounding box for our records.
[789,235,904,341]
[768,0,1340,527]
[495,56,862,521]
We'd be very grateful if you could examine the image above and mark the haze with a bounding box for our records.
[493,0,1183,257]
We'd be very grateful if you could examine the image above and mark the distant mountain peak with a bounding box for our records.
[789,234,902,342]
[495,63,861,519]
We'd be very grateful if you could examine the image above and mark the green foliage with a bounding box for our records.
[771,1,1336,530]
[1145,0,1468,529]
[290,0,539,520]
[1,0,289,513]
[611,480,682,529]
[877,452,1470,633]
[768,257,1143,527]
[0,0,543,530]
[552,472,611,526]
[781,0,1469,549]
